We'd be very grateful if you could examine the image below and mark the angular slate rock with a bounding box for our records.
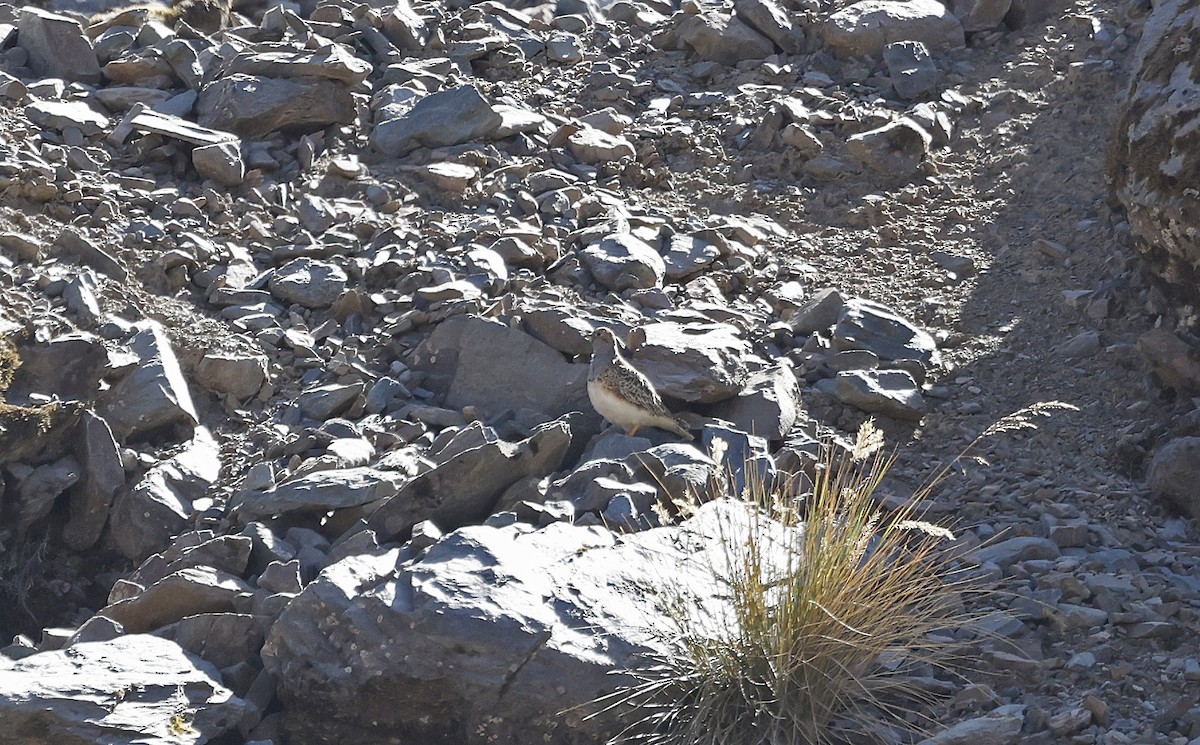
[64,410,124,551]
[883,41,941,100]
[99,566,253,634]
[708,362,800,440]
[734,0,805,54]
[580,232,666,291]
[676,12,775,65]
[98,322,198,442]
[1147,437,1200,520]
[832,298,937,364]
[824,0,965,58]
[834,369,927,421]
[232,467,406,524]
[268,257,347,309]
[0,635,245,744]
[17,7,100,83]
[195,352,270,401]
[626,322,750,403]
[846,118,932,176]
[371,85,502,156]
[197,74,356,138]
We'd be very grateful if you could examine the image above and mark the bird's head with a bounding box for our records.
[591,326,622,357]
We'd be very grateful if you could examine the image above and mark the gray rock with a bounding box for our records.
[382,0,429,50]
[297,382,364,420]
[25,100,109,136]
[1055,603,1109,630]
[566,127,636,163]
[7,333,108,403]
[834,369,926,421]
[676,12,775,65]
[708,362,800,440]
[108,428,220,561]
[192,141,244,187]
[627,322,750,403]
[197,74,356,138]
[411,315,591,420]
[1107,0,1200,304]
[969,536,1061,570]
[1147,437,1200,520]
[63,410,124,551]
[195,352,270,401]
[629,443,714,503]
[99,566,253,634]
[1056,330,1101,359]
[918,704,1025,745]
[883,41,941,99]
[17,7,100,83]
[98,322,198,442]
[371,86,502,156]
[824,0,965,58]
[789,287,845,334]
[263,500,789,744]
[366,419,573,541]
[15,457,79,538]
[733,0,805,54]
[1136,328,1200,395]
[226,45,372,85]
[269,258,348,309]
[833,298,938,364]
[948,0,1012,32]
[55,229,126,280]
[0,635,245,743]
[661,234,721,281]
[158,613,265,670]
[581,232,666,291]
[846,118,932,176]
[232,467,406,524]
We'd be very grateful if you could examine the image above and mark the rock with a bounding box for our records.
[297,382,364,420]
[371,86,502,157]
[789,287,845,334]
[63,410,124,551]
[108,428,221,561]
[197,74,356,138]
[269,258,348,309]
[195,352,270,401]
[733,0,805,54]
[411,315,591,419]
[25,100,109,137]
[159,613,265,670]
[580,232,666,291]
[834,369,926,421]
[1136,328,1200,395]
[7,332,108,402]
[1147,437,1200,519]
[1047,707,1091,736]
[192,141,244,187]
[918,704,1025,745]
[232,467,406,524]
[366,419,573,541]
[661,234,721,281]
[1107,0,1200,304]
[708,362,800,440]
[969,536,1061,570]
[98,322,198,442]
[382,0,429,50]
[54,229,126,280]
[99,566,253,634]
[566,127,636,163]
[263,500,789,744]
[226,45,372,85]
[824,0,965,58]
[948,0,1013,32]
[14,456,79,538]
[676,12,775,65]
[0,635,245,743]
[1056,330,1101,359]
[847,118,932,177]
[833,298,938,364]
[17,7,100,83]
[883,41,941,100]
[627,322,750,403]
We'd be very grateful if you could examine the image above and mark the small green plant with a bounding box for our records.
[595,403,1075,745]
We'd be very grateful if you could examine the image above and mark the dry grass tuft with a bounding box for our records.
[596,403,1075,745]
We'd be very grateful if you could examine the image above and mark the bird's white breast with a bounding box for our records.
[588,379,654,429]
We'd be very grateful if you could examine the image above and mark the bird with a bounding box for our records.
[588,327,693,441]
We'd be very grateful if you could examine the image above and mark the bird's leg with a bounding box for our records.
[627,424,640,436]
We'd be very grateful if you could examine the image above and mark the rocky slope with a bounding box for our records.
[1,0,1199,743]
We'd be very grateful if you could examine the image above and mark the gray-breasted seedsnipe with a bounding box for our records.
[587,327,692,441]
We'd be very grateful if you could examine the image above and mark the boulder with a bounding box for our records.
[832,298,938,364]
[0,635,246,744]
[195,352,270,401]
[197,74,356,138]
[263,500,789,745]
[1107,0,1200,304]
[948,0,1013,32]
[834,369,926,421]
[580,232,666,291]
[98,566,254,634]
[846,118,933,177]
[232,467,407,524]
[1147,437,1200,520]
[268,257,348,309]
[366,419,573,541]
[823,0,965,58]
[883,41,941,100]
[371,86,502,156]
[676,12,775,65]
[410,315,591,419]
[626,322,750,403]
[708,362,801,440]
[734,0,805,54]
[17,7,100,83]
[98,322,198,443]
[63,410,124,551]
